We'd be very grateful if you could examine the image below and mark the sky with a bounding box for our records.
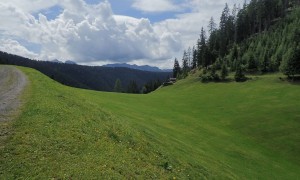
[0,0,243,69]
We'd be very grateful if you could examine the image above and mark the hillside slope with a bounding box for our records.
[1,66,299,179]
[0,52,171,92]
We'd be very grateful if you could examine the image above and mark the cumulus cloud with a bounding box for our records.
[3,0,58,13]
[0,0,182,66]
[0,0,245,68]
[0,39,38,59]
[154,0,244,51]
[132,0,181,13]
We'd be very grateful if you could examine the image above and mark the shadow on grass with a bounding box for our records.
[199,78,254,83]
[279,76,300,85]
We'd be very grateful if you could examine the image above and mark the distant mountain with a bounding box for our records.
[103,63,172,72]
[0,51,171,92]
[65,60,77,65]
[51,59,63,63]
[50,59,77,65]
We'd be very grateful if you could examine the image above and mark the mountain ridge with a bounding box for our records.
[0,51,171,92]
[103,63,172,72]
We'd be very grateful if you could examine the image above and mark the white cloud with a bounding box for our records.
[154,0,244,53]
[132,0,181,13]
[0,0,182,66]
[3,0,58,13]
[0,39,38,59]
[0,0,245,68]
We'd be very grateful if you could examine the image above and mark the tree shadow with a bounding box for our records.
[279,76,300,85]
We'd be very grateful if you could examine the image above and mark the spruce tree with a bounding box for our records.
[208,17,217,35]
[187,47,192,68]
[197,27,207,67]
[221,63,229,80]
[280,45,300,79]
[182,50,189,78]
[210,65,219,81]
[113,79,122,93]
[192,46,197,69]
[219,3,230,56]
[173,58,181,78]
[247,52,257,70]
[127,80,139,94]
[235,60,246,82]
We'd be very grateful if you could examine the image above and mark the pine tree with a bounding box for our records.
[173,58,181,78]
[127,80,139,94]
[236,7,250,42]
[220,3,230,31]
[235,60,246,82]
[232,4,238,42]
[231,44,239,61]
[219,3,230,56]
[210,64,219,81]
[192,46,197,69]
[260,49,270,73]
[182,50,189,78]
[197,27,207,67]
[221,63,229,80]
[208,17,217,35]
[186,47,192,68]
[206,18,218,66]
[113,79,122,93]
[247,52,257,70]
[280,45,300,79]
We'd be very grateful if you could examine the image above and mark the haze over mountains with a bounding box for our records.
[0,51,171,92]
[102,63,172,72]
[50,59,77,65]
[49,61,171,72]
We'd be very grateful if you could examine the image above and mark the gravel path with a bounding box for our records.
[0,66,27,140]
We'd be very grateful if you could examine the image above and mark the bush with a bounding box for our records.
[201,74,213,82]
[200,66,220,82]
[235,62,247,82]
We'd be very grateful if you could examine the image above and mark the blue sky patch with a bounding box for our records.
[33,5,63,20]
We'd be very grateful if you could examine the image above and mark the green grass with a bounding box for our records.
[1,66,300,179]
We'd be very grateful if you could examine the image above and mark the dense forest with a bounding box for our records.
[174,0,300,81]
[0,51,170,93]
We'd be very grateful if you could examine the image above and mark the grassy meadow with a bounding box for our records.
[1,66,300,179]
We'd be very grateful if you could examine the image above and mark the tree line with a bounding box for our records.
[173,0,300,81]
[0,51,170,93]
[113,78,163,94]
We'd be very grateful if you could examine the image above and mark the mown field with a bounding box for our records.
[1,66,299,179]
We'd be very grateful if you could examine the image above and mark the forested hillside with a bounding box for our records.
[0,52,170,93]
[174,0,300,80]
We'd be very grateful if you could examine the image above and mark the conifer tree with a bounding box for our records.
[208,17,217,35]
[280,45,300,79]
[113,79,122,93]
[182,50,189,78]
[221,63,229,80]
[187,47,192,68]
[235,60,246,82]
[197,27,207,67]
[247,52,257,70]
[127,80,139,94]
[219,3,230,56]
[192,46,197,69]
[173,58,181,78]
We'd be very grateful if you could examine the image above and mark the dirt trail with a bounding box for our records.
[0,66,27,140]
